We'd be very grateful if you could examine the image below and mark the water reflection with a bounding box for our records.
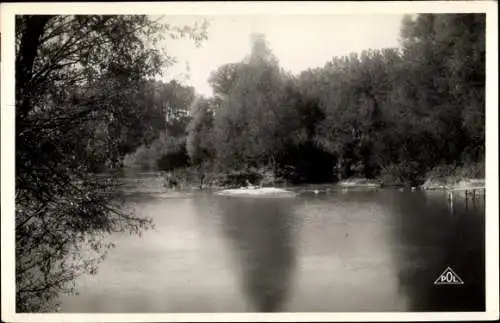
[58,175,485,313]
[216,196,298,312]
[387,191,485,311]
[288,192,407,312]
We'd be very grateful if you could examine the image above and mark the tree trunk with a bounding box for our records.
[16,15,53,119]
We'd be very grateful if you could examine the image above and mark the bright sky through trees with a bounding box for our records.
[161,14,405,97]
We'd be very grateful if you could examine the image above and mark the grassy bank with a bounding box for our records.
[420,162,485,191]
[372,161,484,190]
[125,161,485,193]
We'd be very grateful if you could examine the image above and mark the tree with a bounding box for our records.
[213,34,291,170]
[274,78,336,183]
[208,63,242,98]
[398,14,485,166]
[161,80,196,137]
[186,96,216,165]
[120,79,198,171]
[15,15,207,312]
[304,14,485,183]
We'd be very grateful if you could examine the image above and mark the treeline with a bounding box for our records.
[130,14,485,187]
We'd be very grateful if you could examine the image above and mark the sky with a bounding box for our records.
[159,14,406,97]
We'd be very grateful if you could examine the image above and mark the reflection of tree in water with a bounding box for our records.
[216,197,297,312]
[387,192,485,311]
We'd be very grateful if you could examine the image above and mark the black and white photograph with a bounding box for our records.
[1,1,498,322]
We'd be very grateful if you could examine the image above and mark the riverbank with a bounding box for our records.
[122,162,485,194]
[421,178,485,201]
[419,163,485,192]
[421,178,485,191]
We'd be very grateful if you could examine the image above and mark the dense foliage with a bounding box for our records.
[122,79,195,171]
[16,13,485,311]
[180,14,485,186]
[15,15,207,311]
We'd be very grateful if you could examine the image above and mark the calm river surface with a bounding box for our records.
[59,172,485,312]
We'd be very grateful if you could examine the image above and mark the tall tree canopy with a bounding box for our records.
[212,34,300,169]
[199,14,484,185]
[186,96,217,166]
[15,15,207,312]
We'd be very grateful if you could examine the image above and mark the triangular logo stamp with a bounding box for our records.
[434,267,464,285]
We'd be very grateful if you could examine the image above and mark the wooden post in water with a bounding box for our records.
[449,186,485,208]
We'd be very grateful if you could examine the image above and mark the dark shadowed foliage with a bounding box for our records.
[181,14,484,184]
[15,14,207,312]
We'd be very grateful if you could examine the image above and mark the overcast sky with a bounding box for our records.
[160,15,405,97]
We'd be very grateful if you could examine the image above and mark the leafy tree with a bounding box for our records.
[208,63,242,98]
[184,96,218,186]
[120,79,197,171]
[161,80,196,137]
[275,78,335,183]
[398,14,485,166]
[186,96,216,165]
[213,34,291,170]
[290,15,483,184]
[15,15,207,312]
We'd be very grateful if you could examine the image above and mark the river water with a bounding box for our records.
[59,172,485,312]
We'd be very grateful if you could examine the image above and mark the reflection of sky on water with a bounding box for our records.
[59,173,485,313]
[286,192,408,312]
[60,197,248,312]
